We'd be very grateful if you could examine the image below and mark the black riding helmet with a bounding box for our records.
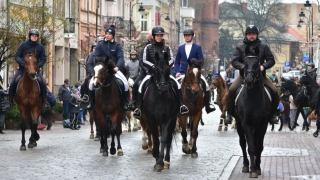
[308,63,315,68]
[152,26,165,36]
[91,43,97,52]
[183,28,194,36]
[245,25,259,35]
[28,29,39,38]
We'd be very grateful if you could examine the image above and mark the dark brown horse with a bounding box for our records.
[92,56,124,156]
[210,72,229,131]
[178,59,204,158]
[15,49,58,150]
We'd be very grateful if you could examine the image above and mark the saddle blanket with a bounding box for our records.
[235,85,272,105]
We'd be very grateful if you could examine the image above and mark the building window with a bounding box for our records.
[182,0,188,7]
[141,19,147,32]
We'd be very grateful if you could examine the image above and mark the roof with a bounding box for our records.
[286,27,305,42]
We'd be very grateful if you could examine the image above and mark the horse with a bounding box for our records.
[15,49,60,150]
[177,58,204,158]
[210,72,229,131]
[140,52,179,172]
[92,56,124,156]
[233,46,273,178]
[299,70,319,131]
[280,77,310,131]
[270,101,290,131]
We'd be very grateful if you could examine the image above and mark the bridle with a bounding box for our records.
[243,56,260,86]
[183,67,201,90]
[93,64,111,89]
[153,65,170,91]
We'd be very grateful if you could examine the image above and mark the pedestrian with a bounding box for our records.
[224,62,239,89]
[58,79,72,127]
[69,88,82,130]
[0,81,9,134]
[174,28,215,114]
[8,29,50,112]
[225,25,279,124]
[289,95,297,127]
[133,26,189,118]
[269,71,278,86]
[307,63,317,81]
[89,25,130,111]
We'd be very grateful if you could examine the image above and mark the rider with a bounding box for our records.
[80,43,96,110]
[89,25,130,111]
[224,62,239,89]
[8,29,50,112]
[174,28,216,114]
[225,25,279,125]
[307,63,317,81]
[132,26,189,118]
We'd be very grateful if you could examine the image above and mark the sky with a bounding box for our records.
[220,0,314,3]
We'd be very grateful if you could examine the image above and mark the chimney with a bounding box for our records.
[242,3,247,9]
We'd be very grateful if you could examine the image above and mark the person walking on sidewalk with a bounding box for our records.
[0,82,9,134]
[58,79,72,123]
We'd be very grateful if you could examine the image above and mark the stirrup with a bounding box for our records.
[180,105,189,115]
[133,109,141,118]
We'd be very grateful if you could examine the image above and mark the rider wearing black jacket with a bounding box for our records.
[307,63,317,81]
[225,25,279,125]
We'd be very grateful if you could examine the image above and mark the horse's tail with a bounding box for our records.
[41,109,63,124]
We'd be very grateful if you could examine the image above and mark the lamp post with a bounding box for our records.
[95,0,99,42]
[129,2,145,42]
[160,13,170,23]
[298,1,314,63]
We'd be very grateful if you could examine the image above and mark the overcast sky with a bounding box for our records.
[219,0,311,4]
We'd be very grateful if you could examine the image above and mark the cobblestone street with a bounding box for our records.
[0,109,319,180]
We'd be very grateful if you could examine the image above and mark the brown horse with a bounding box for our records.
[92,56,124,156]
[15,49,57,150]
[178,59,204,158]
[210,72,229,131]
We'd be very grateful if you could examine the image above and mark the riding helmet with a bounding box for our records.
[152,26,165,36]
[130,50,137,55]
[245,25,259,35]
[308,63,315,68]
[28,29,39,38]
[91,43,97,51]
[183,28,194,36]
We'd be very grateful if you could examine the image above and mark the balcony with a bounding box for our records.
[180,7,195,19]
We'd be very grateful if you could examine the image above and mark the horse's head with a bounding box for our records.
[23,49,37,80]
[154,52,170,94]
[92,56,115,89]
[243,46,261,88]
[210,71,222,89]
[299,70,311,86]
[184,58,202,95]
[280,77,297,94]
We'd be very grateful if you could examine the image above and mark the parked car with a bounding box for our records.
[281,73,294,80]
[288,70,302,79]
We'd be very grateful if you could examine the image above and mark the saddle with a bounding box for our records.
[115,78,124,95]
[234,84,272,105]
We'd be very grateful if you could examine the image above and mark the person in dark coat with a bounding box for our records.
[225,25,279,125]
[8,29,50,112]
[307,63,317,81]
[69,88,82,130]
[58,79,72,121]
[0,82,9,134]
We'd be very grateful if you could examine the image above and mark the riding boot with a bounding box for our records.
[122,91,131,111]
[41,92,51,112]
[204,91,216,114]
[87,90,95,110]
[225,95,234,124]
[133,92,143,119]
[177,89,189,115]
[269,101,279,125]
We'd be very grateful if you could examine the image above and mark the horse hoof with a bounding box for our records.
[164,161,170,169]
[147,149,153,154]
[191,152,198,158]
[224,127,228,131]
[103,151,108,156]
[306,127,309,132]
[128,129,131,132]
[249,171,258,178]
[20,145,26,151]
[242,166,249,173]
[28,142,37,148]
[118,149,124,156]
[142,144,148,150]
[94,136,100,141]
[34,134,40,141]
[218,127,222,131]
[100,148,104,153]
[278,128,282,131]
[28,143,34,148]
[313,132,319,137]
[110,147,116,155]
[256,169,261,175]
[89,134,94,139]
[47,126,51,130]
[153,164,164,172]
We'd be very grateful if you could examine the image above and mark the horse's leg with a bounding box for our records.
[236,120,249,173]
[116,115,124,156]
[28,122,39,148]
[179,115,190,154]
[303,109,310,132]
[110,121,117,155]
[218,118,223,131]
[151,124,160,170]
[147,128,153,153]
[278,115,283,131]
[94,108,101,140]
[222,109,228,131]
[154,123,168,172]
[20,120,27,151]
[242,122,258,178]
[89,110,94,139]
[191,113,201,158]
[163,118,176,170]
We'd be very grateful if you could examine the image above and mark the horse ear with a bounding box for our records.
[187,59,192,66]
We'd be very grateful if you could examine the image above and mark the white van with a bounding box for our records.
[288,70,301,79]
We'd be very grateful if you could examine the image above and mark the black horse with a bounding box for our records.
[141,52,179,172]
[233,46,272,178]
[280,77,312,131]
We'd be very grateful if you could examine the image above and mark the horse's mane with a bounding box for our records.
[218,74,227,89]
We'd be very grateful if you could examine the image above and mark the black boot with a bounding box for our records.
[41,93,51,112]
[204,91,216,114]
[87,90,95,110]
[225,96,234,124]
[71,119,79,130]
[177,89,189,115]
[122,91,130,111]
[133,92,143,118]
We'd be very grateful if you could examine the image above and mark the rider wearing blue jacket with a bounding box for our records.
[8,29,50,112]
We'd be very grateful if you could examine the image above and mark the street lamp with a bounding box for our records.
[160,13,170,22]
[129,2,145,42]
